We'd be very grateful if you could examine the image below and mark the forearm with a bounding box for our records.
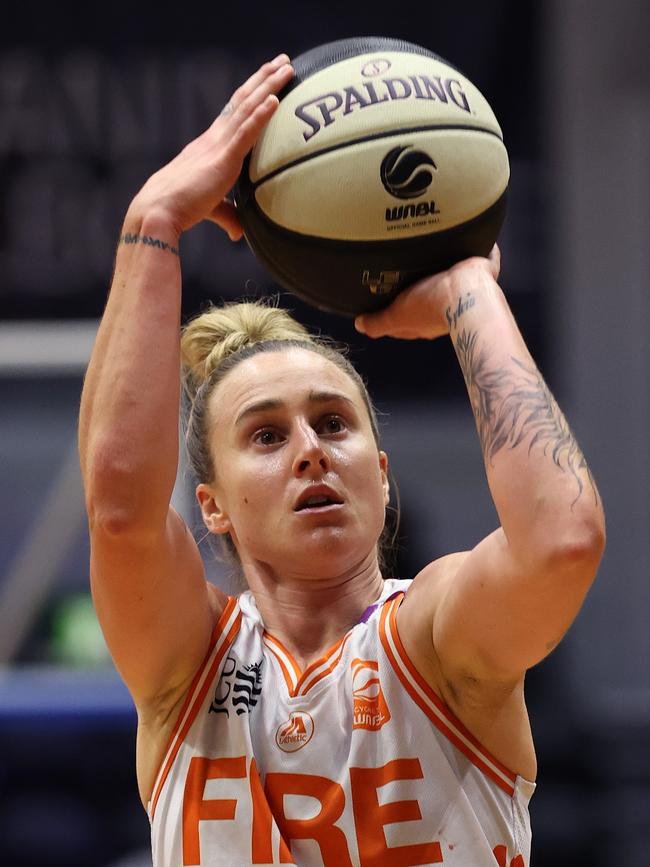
[446,276,604,563]
[79,206,182,530]
[79,55,295,534]
[357,254,605,677]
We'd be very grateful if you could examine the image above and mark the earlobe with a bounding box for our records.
[196,483,232,535]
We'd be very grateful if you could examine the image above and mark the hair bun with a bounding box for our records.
[180,301,311,400]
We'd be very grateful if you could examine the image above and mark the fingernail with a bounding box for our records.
[273,53,290,65]
[354,316,366,334]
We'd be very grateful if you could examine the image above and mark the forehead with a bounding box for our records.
[209,347,364,422]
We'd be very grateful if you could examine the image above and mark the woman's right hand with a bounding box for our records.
[128,54,294,241]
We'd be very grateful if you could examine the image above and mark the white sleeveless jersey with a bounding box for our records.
[148,579,535,866]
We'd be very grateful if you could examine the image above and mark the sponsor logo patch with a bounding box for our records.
[352,658,391,731]
[275,711,314,752]
[209,655,264,717]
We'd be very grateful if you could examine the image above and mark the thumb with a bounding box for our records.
[208,200,244,242]
[354,307,394,338]
[354,290,412,338]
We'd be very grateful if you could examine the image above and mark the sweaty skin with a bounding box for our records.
[79,56,605,809]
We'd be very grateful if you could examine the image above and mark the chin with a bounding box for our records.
[292,532,377,577]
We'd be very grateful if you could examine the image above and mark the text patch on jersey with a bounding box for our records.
[351,658,390,731]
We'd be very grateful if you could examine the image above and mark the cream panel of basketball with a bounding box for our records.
[250,51,503,183]
[254,131,509,241]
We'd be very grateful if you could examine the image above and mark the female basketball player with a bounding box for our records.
[79,56,605,866]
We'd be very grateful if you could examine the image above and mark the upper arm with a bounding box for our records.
[429,525,603,683]
[89,505,226,710]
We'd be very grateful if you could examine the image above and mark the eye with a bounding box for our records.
[253,428,283,446]
[320,415,346,435]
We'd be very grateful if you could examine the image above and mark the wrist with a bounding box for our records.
[113,206,183,267]
[443,266,505,337]
[124,201,183,246]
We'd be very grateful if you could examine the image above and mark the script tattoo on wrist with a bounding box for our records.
[455,328,600,505]
[120,233,179,256]
[445,292,476,331]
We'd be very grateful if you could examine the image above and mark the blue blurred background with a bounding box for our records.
[1,1,649,864]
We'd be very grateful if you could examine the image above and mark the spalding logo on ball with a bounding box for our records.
[234,36,509,316]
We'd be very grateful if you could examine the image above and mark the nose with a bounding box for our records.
[291,420,331,477]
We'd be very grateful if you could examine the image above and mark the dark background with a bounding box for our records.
[1,1,649,865]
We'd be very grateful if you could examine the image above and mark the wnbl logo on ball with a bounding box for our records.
[381,145,436,199]
[382,145,441,224]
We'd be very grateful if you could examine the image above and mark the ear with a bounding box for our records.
[379,450,390,506]
[196,483,232,535]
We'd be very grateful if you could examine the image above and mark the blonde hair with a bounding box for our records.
[180,299,391,575]
[181,300,380,480]
[181,302,312,404]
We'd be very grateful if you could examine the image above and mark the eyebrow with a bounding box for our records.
[234,390,355,427]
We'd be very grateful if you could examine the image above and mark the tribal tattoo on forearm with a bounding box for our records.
[454,328,600,505]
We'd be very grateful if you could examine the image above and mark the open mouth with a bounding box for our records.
[294,490,343,512]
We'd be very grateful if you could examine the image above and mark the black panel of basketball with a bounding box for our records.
[234,37,509,317]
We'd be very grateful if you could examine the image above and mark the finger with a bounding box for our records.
[354,316,420,340]
[354,296,410,338]
[231,62,293,125]
[208,200,244,241]
[354,273,436,337]
[216,56,292,126]
[229,92,281,157]
[230,54,290,108]
[488,244,501,280]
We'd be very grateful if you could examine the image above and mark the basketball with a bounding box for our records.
[234,36,509,316]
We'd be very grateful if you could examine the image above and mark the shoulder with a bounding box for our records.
[389,555,463,685]
[399,552,470,632]
[396,552,522,703]
[392,556,535,781]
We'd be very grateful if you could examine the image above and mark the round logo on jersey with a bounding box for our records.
[275,711,314,752]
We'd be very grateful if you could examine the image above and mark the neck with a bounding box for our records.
[241,555,385,670]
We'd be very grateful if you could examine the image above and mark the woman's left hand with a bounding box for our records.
[354,245,501,340]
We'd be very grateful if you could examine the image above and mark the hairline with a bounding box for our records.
[204,342,380,448]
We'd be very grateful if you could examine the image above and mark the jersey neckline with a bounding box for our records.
[239,579,407,699]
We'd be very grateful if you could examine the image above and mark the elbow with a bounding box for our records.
[84,444,159,539]
[86,500,144,538]
[86,499,165,549]
[543,516,606,581]
[85,489,151,541]
[527,489,606,570]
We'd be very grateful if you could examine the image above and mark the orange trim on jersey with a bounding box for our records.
[263,631,351,697]
[296,634,351,695]
[263,633,301,693]
[379,594,517,797]
[149,598,242,821]
[154,597,238,776]
[210,596,239,643]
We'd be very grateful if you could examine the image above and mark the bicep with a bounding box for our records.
[90,506,224,708]
[432,526,600,682]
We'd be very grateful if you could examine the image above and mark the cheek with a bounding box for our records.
[339,445,385,504]
[229,458,283,516]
